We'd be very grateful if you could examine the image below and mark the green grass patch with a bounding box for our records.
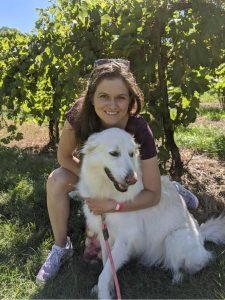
[1,146,225,299]
[200,92,218,104]
[175,125,225,160]
[199,107,225,121]
[0,147,57,300]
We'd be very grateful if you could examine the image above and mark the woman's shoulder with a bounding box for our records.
[66,97,84,113]
[126,114,157,160]
[126,114,153,134]
[128,114,147,123]
[65,97,84,126]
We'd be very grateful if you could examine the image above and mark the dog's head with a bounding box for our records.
[81,128,141,192]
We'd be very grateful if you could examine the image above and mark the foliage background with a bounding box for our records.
[0,0,224,175]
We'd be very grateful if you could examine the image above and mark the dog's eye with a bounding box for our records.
[109,151,120,157]
[129,152,134,157]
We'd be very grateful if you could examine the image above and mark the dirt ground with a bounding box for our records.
[179,148,225,222]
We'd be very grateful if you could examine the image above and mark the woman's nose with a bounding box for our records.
[108,99,117,108]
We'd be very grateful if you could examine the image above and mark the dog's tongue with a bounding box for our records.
[118,183,128,192]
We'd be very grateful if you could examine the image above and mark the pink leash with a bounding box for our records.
[101,216,122,300]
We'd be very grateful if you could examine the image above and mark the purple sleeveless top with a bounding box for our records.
[65,100,157,160]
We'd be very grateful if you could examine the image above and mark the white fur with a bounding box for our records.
[74,128,225,299]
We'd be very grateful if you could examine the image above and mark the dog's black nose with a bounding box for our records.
[125,171,137,185]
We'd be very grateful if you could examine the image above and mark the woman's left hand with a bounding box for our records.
[85,197,116,214]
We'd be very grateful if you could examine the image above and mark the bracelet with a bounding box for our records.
[114,202,125,211]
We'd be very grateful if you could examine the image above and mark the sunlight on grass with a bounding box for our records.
[175,125,225,159]
[0,265,37,300]
[0,220,34,251]
[200,92,218,104]
[0,147,56,300]
[199,107,225,121]
[0,220,40,299]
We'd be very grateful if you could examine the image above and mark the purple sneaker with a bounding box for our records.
[36,237,73,284]
[172,181,199,209]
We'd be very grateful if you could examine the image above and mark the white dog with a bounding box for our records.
[72,128,225,299]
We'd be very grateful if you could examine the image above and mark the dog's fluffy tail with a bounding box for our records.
[200,214,225,245]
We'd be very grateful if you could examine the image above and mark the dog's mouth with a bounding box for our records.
[104,167,128,192]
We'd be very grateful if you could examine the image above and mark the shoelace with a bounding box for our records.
[45,247,64,268]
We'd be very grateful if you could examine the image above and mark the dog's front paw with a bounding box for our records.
[172,271,183,284]
[90,284,98,297]
[90,285,111,300]
[98,289,111,300]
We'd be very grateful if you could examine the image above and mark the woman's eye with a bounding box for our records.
[99,94,108,100]
[118,97,127,101]
[129,152,134,157]
[109,151,120,157]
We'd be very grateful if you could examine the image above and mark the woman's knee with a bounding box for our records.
[47,167,77,193]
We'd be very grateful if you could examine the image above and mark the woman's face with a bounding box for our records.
[92,77,130,129]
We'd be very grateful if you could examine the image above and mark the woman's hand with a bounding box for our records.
[85,197,116,215]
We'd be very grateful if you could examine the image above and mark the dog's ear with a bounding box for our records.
[81,134,98,154]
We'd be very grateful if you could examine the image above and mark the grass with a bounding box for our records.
[0,147,56,299]
[175,124,225,160]
[200,92,218,104]
[0,143,224,299]
[199,107,225,121]
[1,97,225,299]
[0,150,225,299]
[174,94,225,159]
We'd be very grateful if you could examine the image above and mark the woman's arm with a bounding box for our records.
[57,120,81,176]
[122,155,161,210]
[85,156,161,214]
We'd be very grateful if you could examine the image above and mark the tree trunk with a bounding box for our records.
[48,119,59,149]
[158,41,183,177]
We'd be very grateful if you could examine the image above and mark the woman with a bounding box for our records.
[36,59,198,283]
